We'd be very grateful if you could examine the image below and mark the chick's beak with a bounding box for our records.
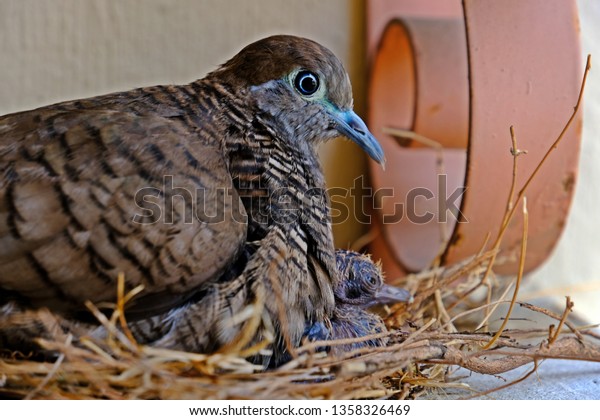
[374,284,413,306]
[330,109,385,166]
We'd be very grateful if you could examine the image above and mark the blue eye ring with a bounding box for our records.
[294,70,319,96]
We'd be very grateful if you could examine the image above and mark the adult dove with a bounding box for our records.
[0,35,384,362]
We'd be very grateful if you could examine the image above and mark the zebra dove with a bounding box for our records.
[0,35,384,362]
[304,250,412,356]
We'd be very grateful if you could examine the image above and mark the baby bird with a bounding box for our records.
[304,250,412,356]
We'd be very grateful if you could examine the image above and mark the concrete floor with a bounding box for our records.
[422,360,600,399]
[423,298,600,400]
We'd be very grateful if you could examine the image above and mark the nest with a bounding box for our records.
[2,248,599,400]
[1,57,598,400]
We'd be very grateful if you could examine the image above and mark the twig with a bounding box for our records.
[518,302,585,341]
[24,334,72,400]
[461,282,515,331]
[436,336,600,375]
[116,273,143,347]
[435,289,456,332]
[84,301,138,353]
[548,297,575,345]
[297,331,392,353]
[465,360,539,400]
[483,197,528,349]
[218,287,269,356]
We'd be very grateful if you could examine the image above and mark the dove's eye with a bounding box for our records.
[294,70,320,96]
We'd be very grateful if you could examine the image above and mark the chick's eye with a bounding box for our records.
[294,70,319,96]
[368,277,377,286]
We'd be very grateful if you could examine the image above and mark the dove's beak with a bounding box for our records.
[331,109,385,166]
[373,284,413,306]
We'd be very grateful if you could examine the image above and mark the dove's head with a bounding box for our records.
[216,35,384,165]
[334,250,412,308]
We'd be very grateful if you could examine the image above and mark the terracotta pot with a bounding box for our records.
[367,0,582,277]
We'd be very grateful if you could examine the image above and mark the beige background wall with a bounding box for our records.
[1,0,599,321]
[0,0,370,247]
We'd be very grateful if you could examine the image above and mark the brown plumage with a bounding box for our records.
[0,35,384,364]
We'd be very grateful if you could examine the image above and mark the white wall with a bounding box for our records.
[525,0,600,323]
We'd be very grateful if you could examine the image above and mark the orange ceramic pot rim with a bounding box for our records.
[367,0,582,277]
